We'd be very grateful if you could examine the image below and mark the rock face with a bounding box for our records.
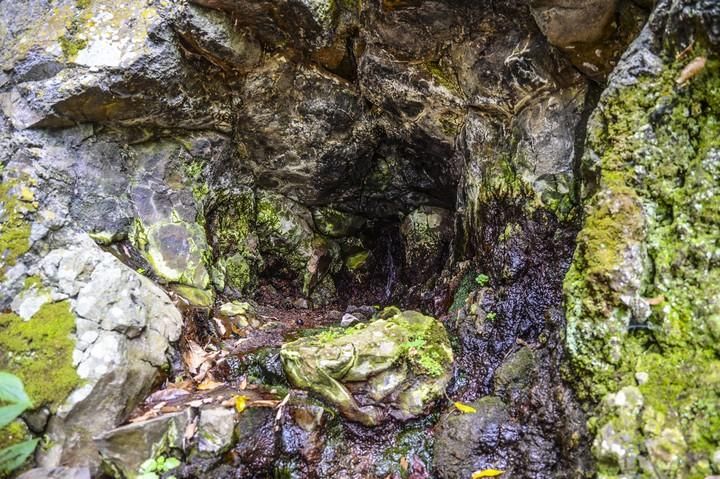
[564,0,720,477]
[1,0,715,476]
[280,309,453,426]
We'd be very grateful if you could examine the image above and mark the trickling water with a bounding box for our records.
[383,231,398,302]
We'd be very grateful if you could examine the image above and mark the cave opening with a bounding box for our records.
[204,132,460,314]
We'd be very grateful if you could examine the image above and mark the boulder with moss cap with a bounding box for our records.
[280,308,453,426]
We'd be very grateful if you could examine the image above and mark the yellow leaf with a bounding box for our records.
[234,395,247,413]
[471,469,504,478]
[454,401,477,414]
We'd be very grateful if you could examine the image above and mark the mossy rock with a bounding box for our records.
[564,47,720,477]
[0,300,81,410]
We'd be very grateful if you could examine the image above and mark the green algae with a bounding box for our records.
[564,49,720,477]
[0,301,80,410]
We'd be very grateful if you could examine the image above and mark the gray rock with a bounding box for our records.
[529,0,616,47]
[95,409,194,479]
[400,206,453,279]
[17,467,90,479]
[340,313,359,327]
[433,396,515,479]
[194,407,236,455]
[33,239,183,471]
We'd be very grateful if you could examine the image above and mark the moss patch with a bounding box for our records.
[564,48,720,476]
[0,301,80,410]
[0,420,31,450]
[0,178,36,281]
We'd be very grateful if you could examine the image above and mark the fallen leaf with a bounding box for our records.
[676,56,707,85]
[129,409,158,423]
[234,395,247,413]
[183,417,198,448]
[221,397,235,408]
[238,377,247,389]
[400,457,409,471]
[646,295,665,306]
[212,317,228,337]
[151,401,167,411]
[249,399,281,408]
[274,393,291,431]
[472,469,504,478]
[183,340,209,374]
[145,388,191,404]
[193,360,214,382]
[197,378,224,391]
[454,402,477,414]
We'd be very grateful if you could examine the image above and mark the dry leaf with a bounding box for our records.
[183,417,198,449]
[145,388,190,404]
[183,340,208,373]
[221,397,235,408]
[129,409,158,423]
[676,56,707,85]
[234,395,247,413]
[400,457,409,471]
[274,393,291,431]
[213,317,228,337]
[472,469,504,478]
[646,295,665,306]
[249,399,281,408]
[193,360,214,382]
[197,378,224,391]
[454,402,477,414]
[239,377,247,389]
[151,401,167,411]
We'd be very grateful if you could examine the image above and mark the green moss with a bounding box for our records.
[0,178,35,281]
[224,254,252,292]
[392,311,453,378]
[564,49,720,476]
[449,271,476,313]
[256,196,281,231]
[0,301,80,410]
[58,0,92,60]
[0,420,30,450]
[424,61,461,95]
[345,250,368,270]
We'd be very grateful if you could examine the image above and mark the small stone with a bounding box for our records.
[341,313,359,327]
[195,407,236,455]
[325,310,343,321]
[24,407,51,434]
[293,298,309,309]
[219,301,255,318]
[712,449,720,468]
[17,468,90,479]
[173,285,215,307]
[635,371,649,385]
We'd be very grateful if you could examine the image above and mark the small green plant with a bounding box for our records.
[137,455,181,479]
[486,312,497,321]
[475,274,489,286]
[0,372,39,476]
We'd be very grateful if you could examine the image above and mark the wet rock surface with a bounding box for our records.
[0,0,717,477]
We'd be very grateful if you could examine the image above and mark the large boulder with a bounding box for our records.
[280,309,453,426]
[1,236,183,472]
